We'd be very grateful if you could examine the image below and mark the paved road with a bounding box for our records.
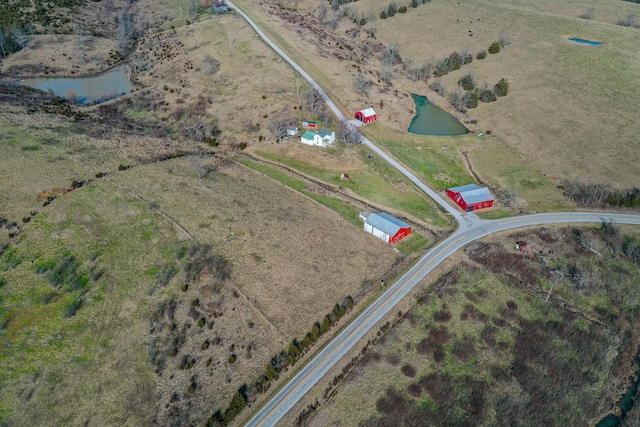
[245,213,640,427]
[223,4,640,426]
[226,0,467,225]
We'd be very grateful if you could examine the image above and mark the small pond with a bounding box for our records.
[568,37,603,46]
[20,67,134,105]
[408,94,468,136]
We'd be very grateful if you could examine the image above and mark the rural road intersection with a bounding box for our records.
[223,3,640,426]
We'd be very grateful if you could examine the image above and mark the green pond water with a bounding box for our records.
[408,94,468,136]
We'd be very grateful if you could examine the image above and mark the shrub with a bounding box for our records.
[228,353,237,364]
[494,78,509,97]
[488,41,501,54]
[410,0,419,7]
[380,10,387,19]
[464,90,479,109]
[476,51,487,60]
[399,5,407,13]
[458,73,476,91]
[449,52,462,71]
[387,2,398,17]
[479,89,497,103]
[360,18,366,26]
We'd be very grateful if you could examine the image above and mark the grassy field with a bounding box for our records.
[229,0,640,201]
[1,0,639,424]
[250,141,450,227]
[0,119,407,426]
[307,225,640,426]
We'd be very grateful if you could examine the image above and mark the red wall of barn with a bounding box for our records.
[446,190,468,210]
[390,227,412,244]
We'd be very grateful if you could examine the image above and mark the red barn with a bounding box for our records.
[361,211,411,244]
[446,184,494,212]
[354,108,377,124]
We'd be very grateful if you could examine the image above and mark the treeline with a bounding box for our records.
[205,295,356,426]
[562,180,640,208]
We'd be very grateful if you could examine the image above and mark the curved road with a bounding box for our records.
[223,4,640,426]
[246,213,640,427]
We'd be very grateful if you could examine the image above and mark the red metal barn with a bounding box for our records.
[354,108,377,124]
[446,184,494,211]
[362,212,411,244]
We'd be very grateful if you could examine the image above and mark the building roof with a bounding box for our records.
[300,131,316,140]
[317,130,334,139]
[448,184,494,204]
[357,107,376,117]
[365,212,411,236]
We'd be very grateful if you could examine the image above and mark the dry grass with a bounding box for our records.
[308,225,640,426]
[110,159,400,339]
[229,0,640,193]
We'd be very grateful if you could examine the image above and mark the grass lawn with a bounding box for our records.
[252,145,449,227]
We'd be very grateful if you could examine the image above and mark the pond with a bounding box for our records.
[568,37,603,46]
[408,94,468,136]
[20,67,134,105]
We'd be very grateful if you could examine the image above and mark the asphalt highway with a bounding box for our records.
[221,4,640,426]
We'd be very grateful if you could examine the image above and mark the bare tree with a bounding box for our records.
[24,22,36,36]
[117,9,135,54]
[337,121,361,146]
[328,10,338,30]
[65,90,78,105]
[365,8,377,22]
[0,32,7,58]
[131,51,150,74]
[429,78,446,96]
[382,41,401,65]
[449,88,467,112]
[580,8,595,20]
[9,27,29,50]
[268,112,295,143]
[202,55,220,75]
[318,1,328,27]
[304,86,325,112]
[461,48,473,65]
[189,151,212,179]
[411,60,433,82]
[182,115,221,143]
[498,32,512,48]
[353,72,372,96]
[366,20,377,37]
[381,60,393,85]
[618,13,638,28]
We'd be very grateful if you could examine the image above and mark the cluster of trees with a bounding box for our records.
[206,296,355,426]
[380,0,430,19]
[0,0,91,58]
[447,75,509,112]
[562,180,640,209]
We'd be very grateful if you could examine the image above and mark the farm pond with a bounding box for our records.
[408,94,468,136]
[567,37,603,46]
[20,66,134,105]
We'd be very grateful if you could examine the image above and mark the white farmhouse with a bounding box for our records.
[300,130,335,147]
